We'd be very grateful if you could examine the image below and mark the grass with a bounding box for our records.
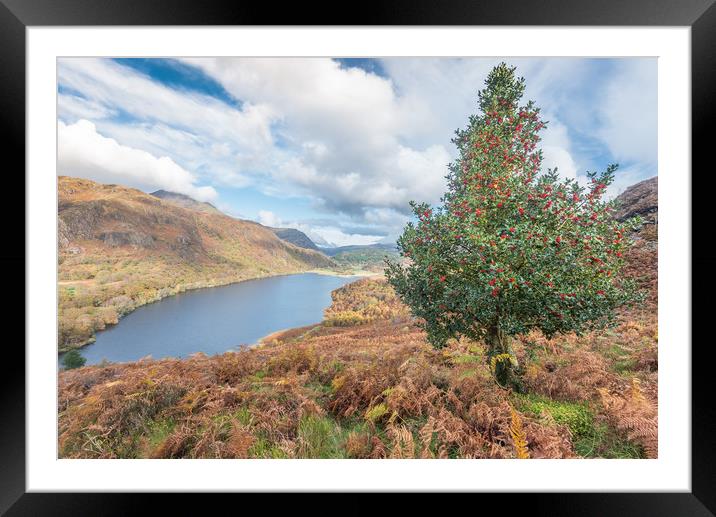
[514,393,646,459]
[296,415,348,458]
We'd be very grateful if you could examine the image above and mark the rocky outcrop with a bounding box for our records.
[98,231,155,248]
[614,177,657,225]
[614,176,657,245]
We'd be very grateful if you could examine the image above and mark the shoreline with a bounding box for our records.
[59,269,371,355]
[306,268,381,278]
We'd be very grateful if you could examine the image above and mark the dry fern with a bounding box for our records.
[509,407,530,459]
[598,380,657,458]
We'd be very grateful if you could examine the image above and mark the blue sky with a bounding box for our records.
[57,57,657,246]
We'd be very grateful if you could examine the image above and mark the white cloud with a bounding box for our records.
[605,164,655,200]
[539,118,579,180]
[310,226,383,248]
[58,93,117,120]
[181,58,452,213]
[253,210,385,247]
[58,119,217,202]
[597,59,657,165]
[58,58,277,189]
[256,210,283,228]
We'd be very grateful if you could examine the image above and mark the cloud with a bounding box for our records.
[180,58,452,213]
[309,227,384,248]
[58,119,217,202]
[254,210,384,248]
[58,58,277,189]
[596,59,657,166]
[256,210,283,228]
[605,164,655,200]
[539,118,579,181]
[58,93,117,120]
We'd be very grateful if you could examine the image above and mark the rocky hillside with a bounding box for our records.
[614,176,657,242]
[58,176,334,350]
[614,176,657,223]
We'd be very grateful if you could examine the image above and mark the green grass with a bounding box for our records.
[144,417,176,451]
[573,422,645,458]
[248,435,290,458]
[296,414,350,458]
[233,407,253,426]
[514,394,646,458]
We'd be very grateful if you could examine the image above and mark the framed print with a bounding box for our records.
[2,0,714,513]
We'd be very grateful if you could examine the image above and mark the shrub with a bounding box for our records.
[61,350,86,370]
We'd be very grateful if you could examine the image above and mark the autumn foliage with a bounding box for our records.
[59,241,657,459]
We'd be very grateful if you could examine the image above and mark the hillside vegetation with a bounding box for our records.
[329,245,402,273]
[58,221,656,459]
[58,176,334,350]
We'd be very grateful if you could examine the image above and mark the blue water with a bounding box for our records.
[60,273,359,366]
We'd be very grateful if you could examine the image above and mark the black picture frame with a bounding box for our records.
[2,0,713,513]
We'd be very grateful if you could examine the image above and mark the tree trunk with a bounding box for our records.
[486,324,522,390]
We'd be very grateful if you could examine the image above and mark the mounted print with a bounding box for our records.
[56,56,658,460]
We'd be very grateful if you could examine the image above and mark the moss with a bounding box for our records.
[451,354,483,365]
[516,394,594,438]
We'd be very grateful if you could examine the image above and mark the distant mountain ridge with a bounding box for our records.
[270,227,320,251]
[321,243,398,257]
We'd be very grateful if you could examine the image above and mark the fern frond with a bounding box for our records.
[509,407,530,459]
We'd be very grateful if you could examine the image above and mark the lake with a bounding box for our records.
[60,273,360,366]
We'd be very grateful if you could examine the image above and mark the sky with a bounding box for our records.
[56,57,657,247]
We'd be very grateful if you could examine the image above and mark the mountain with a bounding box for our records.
[614,177,657,225]
[613,176,657,243]
[150,189,223,215]
[320,243,398,257]
[270,227,320,251]
[320,243,401,273]
[58,176,334,350]
[151,190,323,253]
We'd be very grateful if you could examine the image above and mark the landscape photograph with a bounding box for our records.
[56,57,658,460]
